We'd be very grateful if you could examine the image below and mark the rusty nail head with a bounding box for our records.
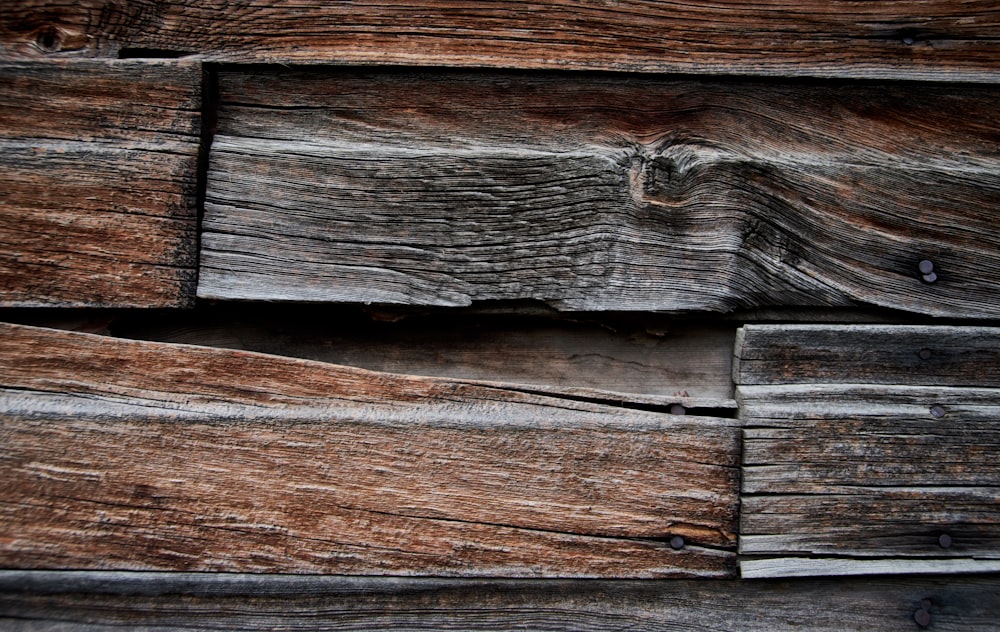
[669,403,686,416]
[918,348,932,360]
[670,535,685,550]
[914,608,931,627]
[930,404,946,418]
[918,260,935,274]
[939,533,953,549]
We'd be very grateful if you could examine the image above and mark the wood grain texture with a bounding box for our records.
[200,69,1000,317]
[112,311,737,403]
[737,324,1000,577]
[0,59,201,307]
[2,1,1000,81]
[0,322,739,577]
[735,325,1000,387]
[2,573,999,631]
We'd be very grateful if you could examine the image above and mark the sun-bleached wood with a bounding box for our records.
[200,70,1000,317]
[0,60,200,307]
[2,572,998,631]
[0,322,738,577]
[735,325,1000,387]
[2,1,1000,81]
[736,325,1000,578]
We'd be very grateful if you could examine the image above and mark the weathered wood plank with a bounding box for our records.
[111,311,736,403]
[0,60,201,307]
[200,70,1000,317]
[3,572,999,631]
[0,322,738,577]
[3,2,1000,81]
[735,325,1000,387]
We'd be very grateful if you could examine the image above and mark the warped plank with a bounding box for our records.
[0,322,739,578]
[3,573,999,631]
[200,70,1000,317]
[735,325,1000,387]
[0,60,200,307]
[112,311,737,402]
[2,2,1000,81]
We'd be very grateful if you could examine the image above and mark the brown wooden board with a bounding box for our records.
[0,60,201,307]
[110,310,737,404]
[736,324,1000,577]
[735,325,1000,387]
[2,573,999,631]
[0,322,738,577]
[199,69,1000,317]
[3,2,1000,81]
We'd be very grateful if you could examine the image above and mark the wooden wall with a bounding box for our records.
[1,1,999,628]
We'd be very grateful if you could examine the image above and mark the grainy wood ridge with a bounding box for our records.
[3,2,1000,81]
[0,322,738,577]
[737,325,1000,578]
[200,70,1000,317]
[0,59,201,307]
[2,572,999,631]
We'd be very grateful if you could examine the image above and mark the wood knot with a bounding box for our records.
[32,25,88,54]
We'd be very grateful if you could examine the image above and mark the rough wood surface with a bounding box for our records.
[0,60,201,307]
[0,322,738,577]
[735,325,1000,387]
[3,2,1000,81]
[112,311,736,402]
[200,70,1000,317]
[736,325,1000,577]
[2,572,998,631]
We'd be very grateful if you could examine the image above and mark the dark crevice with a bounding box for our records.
[117,48,194,59]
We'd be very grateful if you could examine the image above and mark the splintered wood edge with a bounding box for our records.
[740,558,1000,579]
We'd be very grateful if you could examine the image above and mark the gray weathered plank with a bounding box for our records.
[0,59,201,307]
[735,325,1000,387]
[2,572,999,631]
[0,322,738,578]
[200,70,1000,317]
[2,1,1000,81]
[736,327,1000,577]
[111,312,736,403]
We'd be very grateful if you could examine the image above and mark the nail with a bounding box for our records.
[669,535,685,550]
[918,260,935,274]
[669,404,686,416]
[918,348,932,360]
[939,533,953,549]
[903,36,916,46]
[914,608,931,627]
[930,404,946,418]
[922,272,938,283]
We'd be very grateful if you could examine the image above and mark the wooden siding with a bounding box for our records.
[737,325,1000,578]
[2,572,998,631]
[2,2,1000,81]
[0,60,201,307]
[199,69,1000,317]
[0,323,738,577]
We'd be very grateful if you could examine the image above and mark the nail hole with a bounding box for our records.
[669,535,685,550]
[930,404,946,418]
[938,533,953,549]
[35,27,61,52]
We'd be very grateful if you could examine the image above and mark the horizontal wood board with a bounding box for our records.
[200,69,1000,317]
[737,325,1000,578]
[2,572,999,631]
[3,2,1000,81]
[111,311,737,403]
[0,59,201,307]
[0,322,738,577]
